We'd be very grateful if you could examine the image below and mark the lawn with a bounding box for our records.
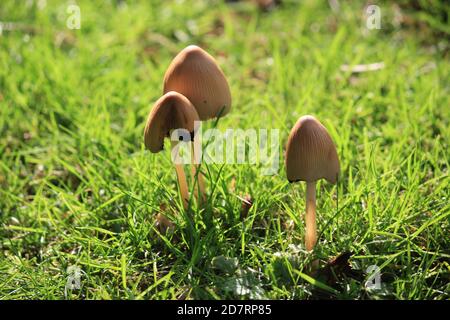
[0,0,449,300]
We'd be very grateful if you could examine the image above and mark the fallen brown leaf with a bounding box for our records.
[314,251,364,288]
[239,194,253,219]
[155,204,175,235]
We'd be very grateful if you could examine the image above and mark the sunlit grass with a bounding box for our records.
[0,0,448,299]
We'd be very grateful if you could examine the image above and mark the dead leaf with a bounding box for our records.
[155,205,175,235]
[315,251,364,288]
[239,194,253,218]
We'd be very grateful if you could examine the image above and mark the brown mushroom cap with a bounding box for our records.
[144,91,200,153]
[163,45,231,120]
[285,115,340,184]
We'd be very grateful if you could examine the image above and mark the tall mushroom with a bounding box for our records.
[163,45,232,201]
[285,115,340,252]
[144,91,200,209]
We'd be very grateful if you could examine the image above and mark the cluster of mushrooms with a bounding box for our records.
[144,45,232,209]
[144,45,340,259]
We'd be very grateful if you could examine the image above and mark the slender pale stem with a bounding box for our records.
[171,141,189,209]
[305,181,317,252]
[191,143,206,203]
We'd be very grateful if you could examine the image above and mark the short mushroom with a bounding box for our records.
[144,91,200,209]
[285,115,340,252]
[163,45,232,202]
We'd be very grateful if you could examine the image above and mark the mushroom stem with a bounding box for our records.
[305,181,317,251]
[191,144,206,202]
[171,141,189,209]
[174,164,189,209]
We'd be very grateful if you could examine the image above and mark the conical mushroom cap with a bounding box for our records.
[163,45,231,120]
[285,115,340,184]
[144,91,200,153]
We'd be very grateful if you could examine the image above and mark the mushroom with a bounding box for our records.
[163,45,231,120]
[144,91,200,209]
[285,115,340,252]
[163,45,232,202]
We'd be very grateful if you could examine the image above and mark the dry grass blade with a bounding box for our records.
[340,62,385,73]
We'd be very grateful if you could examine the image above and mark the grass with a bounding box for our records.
[0,0,449,300]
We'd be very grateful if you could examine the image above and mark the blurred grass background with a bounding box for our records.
[0,0,449,299]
